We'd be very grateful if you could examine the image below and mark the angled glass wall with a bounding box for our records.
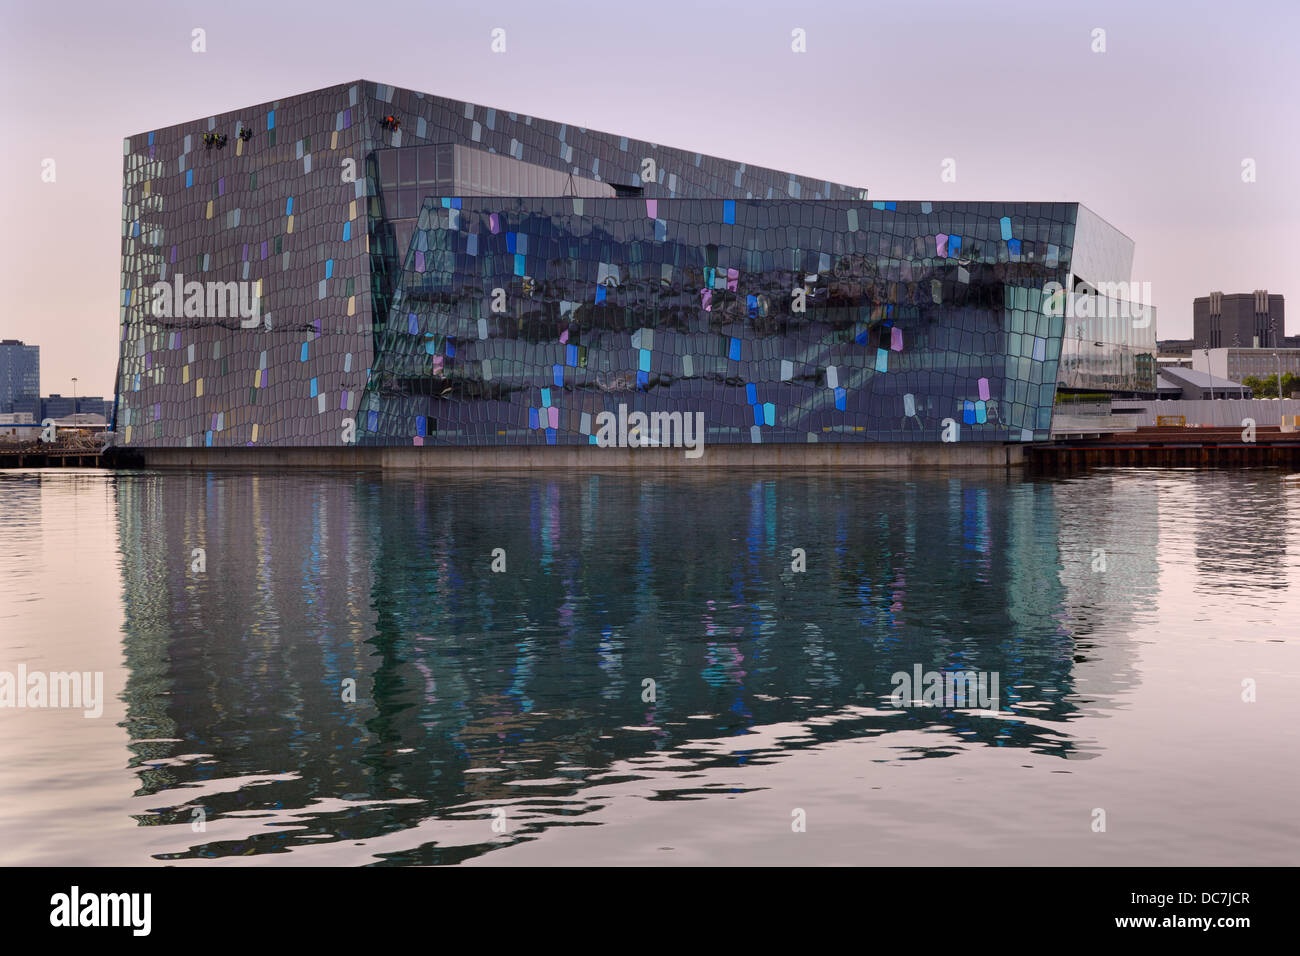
[357,198,1075,445]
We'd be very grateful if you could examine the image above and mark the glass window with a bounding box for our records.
[396,189,418,219]
[376,150,398,188]
[398,150,417,186]
[417,146,438,185]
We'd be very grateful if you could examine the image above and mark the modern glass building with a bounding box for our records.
[0,339,41,419]
[114,81,1151,449]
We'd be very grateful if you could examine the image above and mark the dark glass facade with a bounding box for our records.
[114,80,1139,448]
[41,394,106,419]
[363,196,1074,445]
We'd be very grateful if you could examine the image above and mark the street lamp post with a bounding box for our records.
[71,377,78,428]
[1271,320,1280,400]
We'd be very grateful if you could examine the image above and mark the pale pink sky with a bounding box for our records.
[1,0,1296,397]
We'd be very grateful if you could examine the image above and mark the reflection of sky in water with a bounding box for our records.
[3,468,1298,865]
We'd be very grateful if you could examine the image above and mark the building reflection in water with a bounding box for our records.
[113,469,1150,863]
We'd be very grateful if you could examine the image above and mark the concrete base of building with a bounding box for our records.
[126,442,1026,470]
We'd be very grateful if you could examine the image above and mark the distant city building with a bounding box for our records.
[1156,337,1195,371]
[0,339,40,418]
[0,412,40,442]
[41,394,106,420]
[53,413,107,428]
[1193,290,1285,349]
[1193,347,1300,383]
[0,424,42,442]
[1156,367,1251,400]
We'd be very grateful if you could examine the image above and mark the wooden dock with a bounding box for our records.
[0,442,107,468]
[1030,426,1300,472]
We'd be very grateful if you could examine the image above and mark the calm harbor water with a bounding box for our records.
[1,466,1297,866]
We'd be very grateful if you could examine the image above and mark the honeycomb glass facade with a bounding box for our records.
[114,80,1146,448]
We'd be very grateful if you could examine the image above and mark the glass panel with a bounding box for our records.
[377,150,398,189]
[398,149,417,186]
[396,188,417,219]
[417,146,438,185]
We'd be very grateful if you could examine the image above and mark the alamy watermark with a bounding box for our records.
[888,664,1000,711]
[50,886,150,936]
[594,404,705,459]
[150,273,261,327]
[1042,280,1152,327]
[0,666,103,718]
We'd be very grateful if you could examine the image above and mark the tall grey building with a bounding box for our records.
[1193,290,1285,349]
[0,339,40,418]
